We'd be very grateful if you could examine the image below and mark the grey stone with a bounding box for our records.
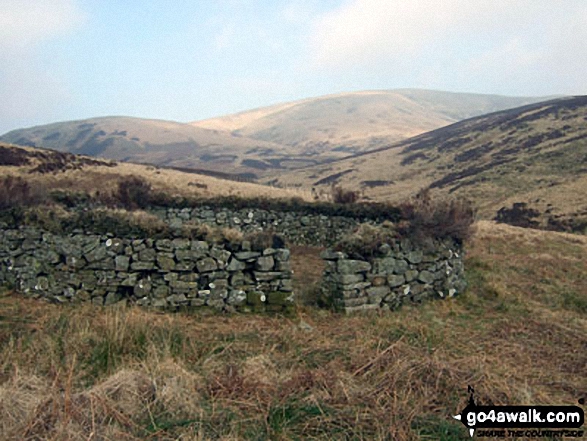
[210,248,231,266]
[394,259,409,274]
[190,298,206,307]
[130,261,155,271]
[407,250,423,264]
[168,293,188,305]
[196,258,217,273]
[333,273,364,285]
[274,248,290,261]
[191,241,209,252]
[104,291,121,306]
[172,238,190,249]
[366,286,391,298]
[388,274,405,288]
[115,255,130,272]
[207,298,225,309]
[418,270,435,284]
[155,239,173,252]
[320,249,345,260]
[119,273,137,287]
[138,248,156,262]
[153,285,169,298]
[66,255,86,270]
[134,280,152,297]
[372,257,396,274]
[169,280,198,294]
[337,259,371,274]
[151,298,168,308]
[85,246,107,263]
[368,275,387,286]
[174,261,194,272]
[226,257,246,272]
[157,254,175,271]
[235,251,261,261]
[279,279,293,292]
[254,271,283,282]
[227,289,247,306]
[255,256,274,271]
[229,272,245,286]
[404,270,419,282]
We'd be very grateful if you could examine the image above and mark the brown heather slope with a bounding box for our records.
[0,221,585,440]
[267,96,587,231]
[0,143,311,201]
[1,90,546,178]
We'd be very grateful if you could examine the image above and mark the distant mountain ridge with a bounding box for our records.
[1,89,550,176]
[191,89,549,154]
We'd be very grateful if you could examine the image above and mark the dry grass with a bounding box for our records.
[0,221,585,440]
[0,143,313,203]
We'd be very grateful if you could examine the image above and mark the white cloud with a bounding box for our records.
[0,0,84,52]
[307,0,587,94]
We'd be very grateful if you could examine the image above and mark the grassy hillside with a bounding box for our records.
[1,90,546,178]
[268,96,587,232]
[0,221,585,440]
[192,89,547,155]
[0,142,311,202]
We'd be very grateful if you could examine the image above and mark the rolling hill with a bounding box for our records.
[265,96,587,231]
[0,117,300,178]
[191,89,548,155]
[0,90,547,177]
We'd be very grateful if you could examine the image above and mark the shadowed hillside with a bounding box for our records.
[268,96,587,232]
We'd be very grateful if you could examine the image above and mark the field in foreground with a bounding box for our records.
[0,221,586,440]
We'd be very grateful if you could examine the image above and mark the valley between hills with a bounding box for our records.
[1,89,585,231]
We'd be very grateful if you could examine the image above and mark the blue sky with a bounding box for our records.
[1,0,586,133]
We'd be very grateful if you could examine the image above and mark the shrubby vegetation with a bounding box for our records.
[334,222,400,258]
[0,175,46,210]
[0,174,476,244]
[398,189,476,243]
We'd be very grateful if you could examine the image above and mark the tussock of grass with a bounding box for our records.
[0,221,585,440]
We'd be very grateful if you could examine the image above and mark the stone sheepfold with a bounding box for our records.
[0,206,467,313]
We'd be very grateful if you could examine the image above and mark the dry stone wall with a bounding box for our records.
[151,206,372,246]
[0,226,293,313]
[0,205,468,314]
[321,237,466,313]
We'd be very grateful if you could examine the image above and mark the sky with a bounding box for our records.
[1,0,586,134]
